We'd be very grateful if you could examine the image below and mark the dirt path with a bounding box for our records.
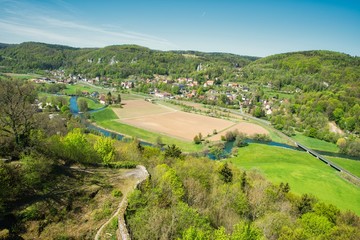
[94,165,149,240]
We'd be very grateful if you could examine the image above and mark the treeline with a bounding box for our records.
[0,42,255,81]
[242,50,360,92]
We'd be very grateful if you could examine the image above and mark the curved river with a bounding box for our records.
[69,96,299,158]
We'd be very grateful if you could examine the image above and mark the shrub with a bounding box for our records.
[112,189,123,198]
[107,161,137,169]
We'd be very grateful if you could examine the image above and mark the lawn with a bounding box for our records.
[228,143,360,215]
[292,134,339,153]
[327,156,360,178]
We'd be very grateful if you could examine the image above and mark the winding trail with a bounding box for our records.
[94,165,149,240]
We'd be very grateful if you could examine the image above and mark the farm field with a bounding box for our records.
[208,122,268,141]
[228,143,360,215]
[113,100,268,142]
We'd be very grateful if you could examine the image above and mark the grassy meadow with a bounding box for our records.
[228,143,360,215]
[77,97,103,110]
[292,134,339,153]
[327,156,360,178]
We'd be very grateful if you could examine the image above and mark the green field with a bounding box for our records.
[91,108,202,152]
[91,108,119,122]
[3,72,43,80]
[62,83,102,95]
[263,88,295,100]
[292,134,339,153]
[327,156,360,178]
[228,144,360,215]
[77,97,103,110]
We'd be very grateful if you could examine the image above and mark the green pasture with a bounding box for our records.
[292,134,339,153]
[62,84,101,95]
[3,72,42,80]
[77,97,103,110]
[327,156,360,178]
[263,88,295,100]
[228,143,360,215]
[91,108,118,122]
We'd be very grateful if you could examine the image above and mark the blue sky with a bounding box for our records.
[0,0,359,57]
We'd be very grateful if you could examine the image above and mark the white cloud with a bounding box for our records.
[0,0,177,49]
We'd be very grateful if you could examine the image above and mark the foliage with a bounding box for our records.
[21,153,54,189]
[60,128,99,165]
[94,136,116,164]
[0,79,37,154]
[219,163,233,183]
[111,189,123,198]
[77,98,88,112]
[164,144,182,158]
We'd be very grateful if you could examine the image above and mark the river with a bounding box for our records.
[69,96,299,159]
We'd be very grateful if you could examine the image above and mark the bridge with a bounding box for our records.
[296,143,360,182]
[226,107,360,183]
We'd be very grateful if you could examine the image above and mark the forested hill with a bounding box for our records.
[242,50,360,94]
[0,42,257,80]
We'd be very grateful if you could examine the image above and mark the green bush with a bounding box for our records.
[107,161,137,169]
[112,189,123,198]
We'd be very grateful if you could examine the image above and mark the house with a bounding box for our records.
[242,86,250,92]
[91,91,99,98]
[99,94,106,105]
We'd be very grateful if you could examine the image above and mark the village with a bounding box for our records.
[28,68,294,117]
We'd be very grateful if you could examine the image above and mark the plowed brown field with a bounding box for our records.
[113,100,268,141]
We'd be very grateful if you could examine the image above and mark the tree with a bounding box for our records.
[219,163,233,183]
[61,128,98,165]
[94,136,116,165]
[297,194,316,215]
[241,171,248,193]
[0,79,37,149]
[231,221,263,240]
[116,93,122,104]
[300,212,334,237]
[336,138,347,153]
[193,135,201,144]
[77,98,88,112]
[164,144,182,158]
[106,91,113,104]
[253,106,265,118]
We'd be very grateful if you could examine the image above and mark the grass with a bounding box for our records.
[62,84,101,95]
[97,120,203,152]
[77,97,103,110]
[3,72,42,80]
[228,143,360,215]
[292,134,339,153]
[263,88,295,100]
[91,108,119,122]
[327,156,360,178]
